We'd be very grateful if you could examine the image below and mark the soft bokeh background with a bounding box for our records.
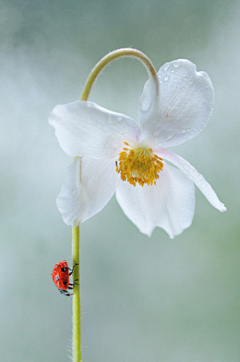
[1,0,239,361]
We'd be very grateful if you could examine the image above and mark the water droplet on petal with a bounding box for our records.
[173,62,180,68]
[163,75,169,82]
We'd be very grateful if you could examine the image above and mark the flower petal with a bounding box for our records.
[116,163,195,238]
[56,157,119,226]
[49,100,140,158]
[157,148,226,212]
[138,59,214,148]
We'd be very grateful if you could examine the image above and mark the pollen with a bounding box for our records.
[116,142,164,187]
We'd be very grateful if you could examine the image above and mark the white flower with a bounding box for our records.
[49,59,226,238]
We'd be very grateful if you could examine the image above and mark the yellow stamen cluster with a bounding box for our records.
[116,142,164,187]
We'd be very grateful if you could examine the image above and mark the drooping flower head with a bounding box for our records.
[49,57,226,238]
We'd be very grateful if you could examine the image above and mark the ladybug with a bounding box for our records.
[52,260,78,296]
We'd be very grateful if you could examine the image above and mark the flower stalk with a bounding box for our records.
[81,48,158,101]
[72,226,81,362]
[71,48,159,362]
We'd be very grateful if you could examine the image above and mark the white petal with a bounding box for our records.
[49,100,140,158]
[116,163,195,238]
[138,59,214,148]
[157,148,226,212]
[56,157,119,226]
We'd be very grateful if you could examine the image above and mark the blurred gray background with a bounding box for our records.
[0,0,239,361]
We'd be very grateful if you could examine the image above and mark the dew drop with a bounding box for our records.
[163,75,169,82]
[173,62,180,68]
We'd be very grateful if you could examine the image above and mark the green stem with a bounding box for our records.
[81,48,158,101]
[72,226,82,362]
[72,48,157,362]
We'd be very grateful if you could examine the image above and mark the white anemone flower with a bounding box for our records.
[49,59,226,238]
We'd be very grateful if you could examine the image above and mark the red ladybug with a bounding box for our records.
[52,260,78,296]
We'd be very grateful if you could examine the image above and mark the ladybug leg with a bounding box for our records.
[59,289,72,297]
[68,279,79,289]
[68,263,79,276]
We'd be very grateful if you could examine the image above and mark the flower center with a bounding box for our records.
[116,142,164,187]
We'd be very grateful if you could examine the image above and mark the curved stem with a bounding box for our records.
[72,48,157,362]
[81,48,158,101]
